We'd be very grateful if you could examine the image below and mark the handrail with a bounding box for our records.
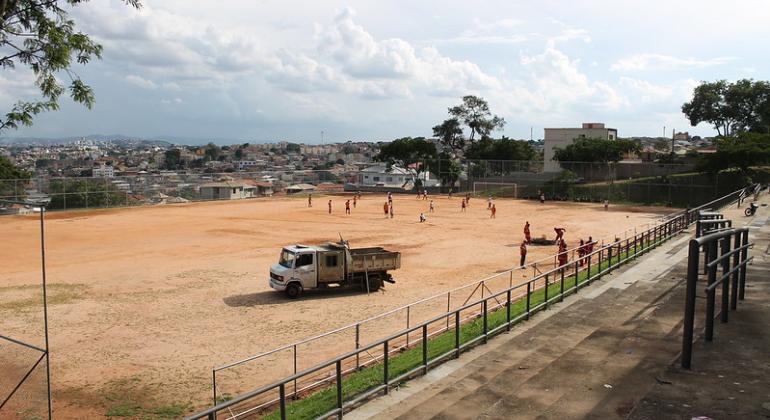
[681,226,753,369]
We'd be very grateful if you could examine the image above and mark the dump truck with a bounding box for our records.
[269,240,401,298]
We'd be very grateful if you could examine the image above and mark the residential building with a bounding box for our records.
[543,123,618,172]
[199,181,256,200]
[92,164,115,178]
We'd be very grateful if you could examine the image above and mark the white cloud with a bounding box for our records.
[161,98,183,105]
[611,53,731,71]
[125,74,158,89]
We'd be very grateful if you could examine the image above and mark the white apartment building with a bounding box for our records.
[543,123,618,172]
[92,164,115,178]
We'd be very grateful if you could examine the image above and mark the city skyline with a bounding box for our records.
[1,0,768,142]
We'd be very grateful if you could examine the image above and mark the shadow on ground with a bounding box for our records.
[223,288,382,307]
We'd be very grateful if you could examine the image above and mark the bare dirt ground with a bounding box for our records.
[0,194,673,418]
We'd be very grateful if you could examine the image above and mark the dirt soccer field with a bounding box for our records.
[0,194,673,418]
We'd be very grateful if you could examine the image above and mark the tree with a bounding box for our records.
[553,138,641,163]
[204,142,220,161]
[0,156,29,179]
[374,137,438,173]
[0,155,30,200]
[0,0,141,132]
[697,132,770,174]
[682,79,770,136]
[465,137,536,161]
[163,149,181,169]
[433,95,505,155]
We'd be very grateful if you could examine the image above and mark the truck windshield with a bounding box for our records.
[279,250,296,268]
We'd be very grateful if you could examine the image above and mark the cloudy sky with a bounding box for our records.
[3,0,769,143]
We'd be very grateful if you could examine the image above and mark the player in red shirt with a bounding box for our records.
[554,227,566,241]
[524,221,532,244]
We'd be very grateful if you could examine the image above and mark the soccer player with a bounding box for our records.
[345,200,351,214]
[520,241,527,268]
[554,227,566,241]
[308,194,312,207]
[604,200,609,211]
[328,200,332,214]
[540,192,545,204]
[461,198,467,212]
[558,239,569,268]
[524,221,532,244]
[383,201,389,218]
[577,239,585,266]
[389,202,394,218]
[429,200,435,213]
[353,196,357,208]
[487,196,492,209]
[419,212,426,223]
[490,204,496,218]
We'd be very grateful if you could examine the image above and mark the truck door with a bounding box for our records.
[294,252,317,289]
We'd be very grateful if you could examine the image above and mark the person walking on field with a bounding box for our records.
[429,200,435,213]
[389,202,394,218]
[383,201,389,218]
[419,212,426,223]
[558,239,568,268]
[604,200,609,211]
[577,239,585,266]
[520,241,527,268]
[353,195,357,208]
[487,196,493,209]
[345,200,351,214]
[328,200,332,214]
[461,198,467,212]
[423,190,428,200]
[554,227,566,242]
[524,221,532,244]
[308,194,312,207]
[540,192,546,204]
[490,204,496,218]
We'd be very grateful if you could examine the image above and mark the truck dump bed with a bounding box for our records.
[349,247,401,273]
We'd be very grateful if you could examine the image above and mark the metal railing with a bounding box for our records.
[188,213,693,420]
[209,218,668,411]
[681,226,753,369]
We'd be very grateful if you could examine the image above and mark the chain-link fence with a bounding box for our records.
[3,161,768,213]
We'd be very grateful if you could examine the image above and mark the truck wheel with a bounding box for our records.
[367,276,381,292]
[285,283,302,299]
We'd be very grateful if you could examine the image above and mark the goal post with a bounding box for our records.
[472,182,518,198]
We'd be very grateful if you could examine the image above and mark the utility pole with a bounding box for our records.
[321,130,324,146]
[671,128,676,157]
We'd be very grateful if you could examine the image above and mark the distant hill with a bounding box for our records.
[0,134,247,147]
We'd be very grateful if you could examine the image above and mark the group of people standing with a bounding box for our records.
[519,221,595,270]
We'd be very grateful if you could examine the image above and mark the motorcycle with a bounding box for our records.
[744,202,758,217]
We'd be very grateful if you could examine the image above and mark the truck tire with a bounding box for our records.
[366,275,381,292]
[285,283,302,299]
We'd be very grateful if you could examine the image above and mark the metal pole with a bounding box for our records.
[705,241,718,341]
[335,361,343,418]
[40,207,52,420]
[446,292,451,331]
[212,370,217,407]
[279,383,287,420]
[383,341,389,394]
[682,240,700,369]
[739,230,748,300]
[355,326,360,370]
[422,325,428,374]
[526,282,531,319]
[720,236,731,323]
[454,312,460,357]
[506,289,512,331]
[293,345,298,398]
[406,306,411,348]
[482,300,488,344]
[731,232,740,310]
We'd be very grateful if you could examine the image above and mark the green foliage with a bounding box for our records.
[0,156,29,179]
[426,152,461,187]
[682,79,770,136]
[553,137,641,163]
[374,137,437,173]
[0,0,141,132]
[697,132,770,173]
[433,95,504,155]
[203,142,220,161]
[0,156,30,199]
[286,143,301,153]
[47,178,127,209]
[466,136,536,161]
[163,149,181,169]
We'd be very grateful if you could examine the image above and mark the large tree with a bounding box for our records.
[433,95,505,155]
[0,155,30,199]
[465,136,536,161]
[374,137,437,174]
[682,79,770,136]
[0,0,141,132]
[553,137,641,163]
[697,132,770,174]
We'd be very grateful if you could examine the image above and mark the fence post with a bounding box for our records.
[544,275,549,308]
[587,251,592,284]
[355,326,360,370]
[454,312,461,358]
[739,230,748,300]
[279,383,287,420]
[682,239,700,369]
[720,236,731,323]
[705,241,718,341]
[212,370,217,408]
[406,306,411,348]
[335,360,343,418]
[482,300,488,344]
[731,231,741,310]
[506,289,512,331]
[526,282,531,320]
[383,341,389,394]
[422,324,428,375]
[446,292,451,331]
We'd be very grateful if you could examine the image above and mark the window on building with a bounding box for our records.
[325,255,338,267]
[232,188,237,194]
[387,177,393,182]
[609,134,615,140]
[373,176,380,182]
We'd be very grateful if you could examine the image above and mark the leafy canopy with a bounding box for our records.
[0,0,141,132]
[433,95,505,155]
[465,136,536,161]
[697,132,770,174]
[553,137,641,163]
[374,137,437,173]
[682,79,770,136]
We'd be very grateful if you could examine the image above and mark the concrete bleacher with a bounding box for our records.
[349,199,770,419]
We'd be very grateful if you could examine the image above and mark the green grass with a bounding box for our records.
[256,235,670,419]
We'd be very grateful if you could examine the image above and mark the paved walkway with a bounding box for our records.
[349,198,770,420]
